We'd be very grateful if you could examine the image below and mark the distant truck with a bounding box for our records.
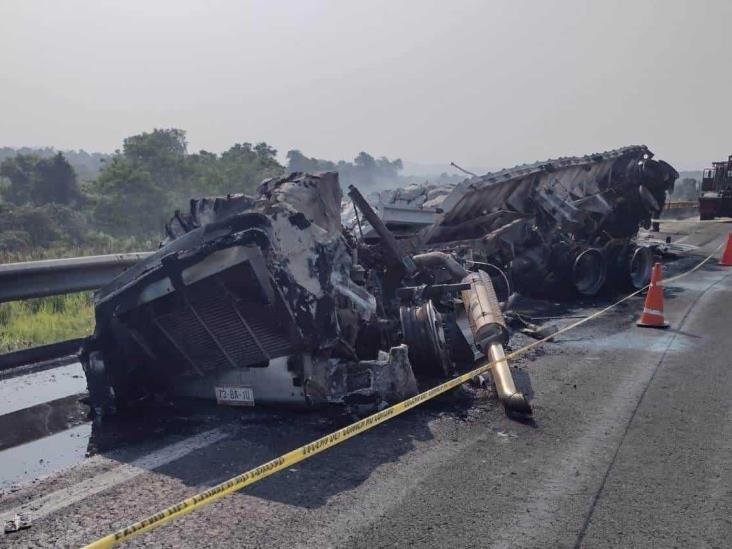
[699,155,732,220]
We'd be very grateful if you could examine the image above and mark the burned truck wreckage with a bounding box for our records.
[82,145,678,420]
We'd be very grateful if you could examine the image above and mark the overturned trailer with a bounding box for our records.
[390,145,677,297]
[82,145,677,420]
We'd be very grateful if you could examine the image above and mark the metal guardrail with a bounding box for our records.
[0,252,153,303]
[658,202,699,222]
[0,338,85,375]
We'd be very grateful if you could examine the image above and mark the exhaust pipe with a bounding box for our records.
[461,270,532,416]
[485,343,533,415]
[412,252,468,281]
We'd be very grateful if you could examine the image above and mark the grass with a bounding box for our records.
[0,293,95,353]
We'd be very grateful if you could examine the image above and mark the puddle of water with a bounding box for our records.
[0,362,86,415]
[0,423,91,491]
[0,394,89,451]
[0,403,227,492]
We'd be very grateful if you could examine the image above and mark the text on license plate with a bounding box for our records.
[215,386,255,406]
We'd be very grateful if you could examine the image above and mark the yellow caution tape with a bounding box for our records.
[663,201,697,209]
[82,243,727,548]
[652,217,732,223]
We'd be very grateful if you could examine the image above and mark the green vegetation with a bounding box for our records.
[0,129,285,248]
[93,131,283,236]
[0,147,109,183]
[0,293,94,353]
[0,130,410,255]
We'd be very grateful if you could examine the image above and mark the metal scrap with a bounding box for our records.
[4,513,31,534]
[81,146,678,420]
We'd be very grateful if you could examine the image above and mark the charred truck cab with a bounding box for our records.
[82,146,678,421]
[699,155,732,220]
[83,172,506,418]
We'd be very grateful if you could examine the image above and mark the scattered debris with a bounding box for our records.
[82,146,678,421]
[4,513,31,534]
[508,314,560,341]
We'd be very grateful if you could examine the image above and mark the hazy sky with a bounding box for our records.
[1,0,730,171]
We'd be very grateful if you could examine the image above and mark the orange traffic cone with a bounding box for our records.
[637,262,669,329]
[720,232,732,267]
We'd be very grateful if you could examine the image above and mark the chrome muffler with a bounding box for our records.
[462,271,532,415]
[461,270,532,416]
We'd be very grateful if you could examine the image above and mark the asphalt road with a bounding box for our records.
[1,218,730,548]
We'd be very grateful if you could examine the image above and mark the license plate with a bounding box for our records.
[215,386,255,406]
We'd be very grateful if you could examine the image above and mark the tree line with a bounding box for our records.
[0,129,408,254]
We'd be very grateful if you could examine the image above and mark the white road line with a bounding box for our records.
[0,428,227,523]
